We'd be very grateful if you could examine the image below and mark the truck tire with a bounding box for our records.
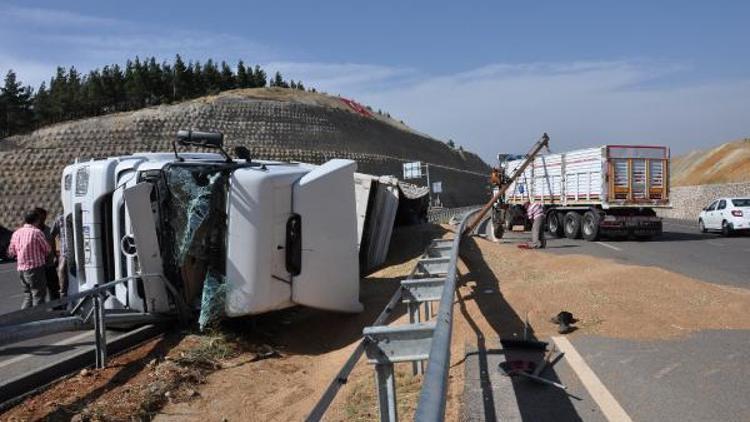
[698,219,707,233]
[581,210,600,241]
[564,211,582,239]
[547,212,564,238]
[493,221,505,239]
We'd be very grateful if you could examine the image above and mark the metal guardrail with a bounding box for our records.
[306,208,479,421]
[0,273,183,368]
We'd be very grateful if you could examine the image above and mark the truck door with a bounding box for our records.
[123,182,171,313]
[291,159,363,313]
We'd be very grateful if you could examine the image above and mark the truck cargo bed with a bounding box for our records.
[505,145,670,209]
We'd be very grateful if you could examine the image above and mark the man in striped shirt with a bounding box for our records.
[7,210,50,309]
[526,200,546,249]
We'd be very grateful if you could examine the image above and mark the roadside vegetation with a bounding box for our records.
[0,55,308,138]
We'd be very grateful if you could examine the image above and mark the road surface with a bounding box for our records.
[468,218,750,421]
[492,219,749,288]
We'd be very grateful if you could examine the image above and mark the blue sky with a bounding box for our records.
[1,1,748,163]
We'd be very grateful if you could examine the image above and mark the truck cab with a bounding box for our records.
[61,145,363,319]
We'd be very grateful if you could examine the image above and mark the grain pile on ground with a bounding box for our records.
[671,138,750,186]
[0,87,490,228]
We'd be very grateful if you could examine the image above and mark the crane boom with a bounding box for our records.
[463,133,550,236]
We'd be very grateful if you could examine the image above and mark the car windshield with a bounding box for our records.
[731,198,750,207]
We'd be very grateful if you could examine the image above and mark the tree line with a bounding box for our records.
[0,55,308,138]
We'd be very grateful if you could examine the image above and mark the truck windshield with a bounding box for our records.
[158,163,231,325]
[731,199,750,207]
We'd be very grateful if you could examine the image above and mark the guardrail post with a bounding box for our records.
[375,363,398,422]
[407,302,422,375]
[93,293,107,368]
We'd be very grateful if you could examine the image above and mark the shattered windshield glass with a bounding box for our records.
[160,163,230,328]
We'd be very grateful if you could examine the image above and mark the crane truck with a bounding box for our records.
[484,138,671,241]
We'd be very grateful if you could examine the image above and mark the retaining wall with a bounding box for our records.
[0,92,491,228]
[657,182,750,221]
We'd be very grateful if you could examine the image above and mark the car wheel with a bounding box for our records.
[699,219,707,233]
[564,212,582,239]
[721,220,733,237]
[581,211,600,241]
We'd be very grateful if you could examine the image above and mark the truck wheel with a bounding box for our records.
[698,219,707,233]
[547,212,564,238]
[581,211,600,241]
[493,221,505,239]
[564,212,582,239]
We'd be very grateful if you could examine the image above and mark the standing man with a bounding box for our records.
[34,208,60,301]
[51,213,69,298]
[7,210,50,308]
[526,200,546,249]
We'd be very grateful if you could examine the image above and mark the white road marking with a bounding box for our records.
[0,331,93,369]
[552,336,633,422]
[595,241,622,251]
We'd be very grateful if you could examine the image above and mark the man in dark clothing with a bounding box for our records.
[34,208,60,301]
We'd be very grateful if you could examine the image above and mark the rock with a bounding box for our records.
[186,389,199,397]
[79,368,91,377]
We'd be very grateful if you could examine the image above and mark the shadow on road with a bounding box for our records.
[457,236,583,421]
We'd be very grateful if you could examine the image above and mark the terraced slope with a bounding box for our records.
[0,88,490,227]
[671,138,750,186]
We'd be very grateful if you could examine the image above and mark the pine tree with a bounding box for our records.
[253,65,267,87]
[237,60,250,88]
[1,70,34,135]
[191,61,205,97]
[219,61,236,91]
[272,71,287,88]
[173,55,189,100]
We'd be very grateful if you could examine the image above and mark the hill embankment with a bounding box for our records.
[0,88,490,227]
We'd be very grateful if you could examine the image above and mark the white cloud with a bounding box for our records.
[0,5,746,162]
[263,62,417,94]
[347,61,750,163]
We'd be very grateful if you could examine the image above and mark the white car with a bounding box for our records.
[698,197,750,235]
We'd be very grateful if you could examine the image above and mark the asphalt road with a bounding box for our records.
[474,218,750,421]
[493,219,750,288]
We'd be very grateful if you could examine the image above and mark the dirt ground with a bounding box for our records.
[4,223,750,421]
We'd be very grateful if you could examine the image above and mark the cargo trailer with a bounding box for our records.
[501,145,670,240]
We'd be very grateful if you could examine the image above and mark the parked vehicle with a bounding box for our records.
[501,145,671,240]
[698,198,750,236]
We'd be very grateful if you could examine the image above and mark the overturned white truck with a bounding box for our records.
[60,130,369,320]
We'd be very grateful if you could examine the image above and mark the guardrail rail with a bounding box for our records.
[307,208,479,421]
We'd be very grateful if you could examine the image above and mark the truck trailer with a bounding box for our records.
[60,130,365,322]
[499,145,670,240]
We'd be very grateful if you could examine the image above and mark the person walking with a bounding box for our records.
[34,208,60,301]
[7,210,51,309]
[526,200,546,249]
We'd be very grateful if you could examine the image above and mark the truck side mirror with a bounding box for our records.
[286,214,302,276]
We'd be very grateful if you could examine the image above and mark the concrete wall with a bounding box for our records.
[0,93,492,228]
[657,182,750,221]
